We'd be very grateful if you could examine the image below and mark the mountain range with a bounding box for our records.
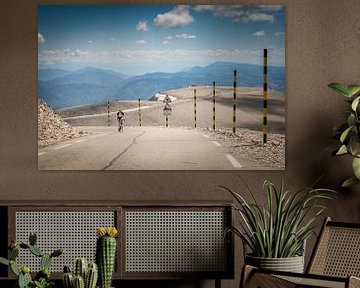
[38,62,285,109]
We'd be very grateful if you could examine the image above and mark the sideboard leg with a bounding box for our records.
[215,278,221,288]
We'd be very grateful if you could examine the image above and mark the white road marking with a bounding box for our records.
[203,134,210,138]
[53,144,71,150]
[38,152,46,156]
[212,141,221,147]
[226,154,242,168]
[76,139,88,143]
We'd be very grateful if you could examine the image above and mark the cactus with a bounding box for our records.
[29,245,44,257]
[0,232,64,288]
[10,260,20,276]
[51,248,64,258]
[96,227,118,288]
[9,246,19,260]
[63,259,98,288]
[64,265,72,273]
[41,253,52,270]
[18,267,32,288]
[85,263,98,288]
[35,268,51,282]
[74,258,88,279]
[29,232,37,246]
[63,272,74,288]
[74,275,85,288]
[19,270,32,288]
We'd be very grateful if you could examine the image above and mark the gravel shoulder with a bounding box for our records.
[197,127,285,169]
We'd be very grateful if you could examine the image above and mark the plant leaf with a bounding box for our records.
[352,157,360,179]
[351,96,360,111]
[0,257,9,266]
[342,177,360,188]
[328,83,351,97]
[336,145,348,155]
[347,85,360,97]
[340,127,353,143]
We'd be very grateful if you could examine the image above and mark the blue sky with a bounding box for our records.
[38,5,285,75]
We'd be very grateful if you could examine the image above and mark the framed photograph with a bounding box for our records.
[38,5,285,170]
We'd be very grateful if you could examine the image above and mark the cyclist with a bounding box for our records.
[117,111,125,132]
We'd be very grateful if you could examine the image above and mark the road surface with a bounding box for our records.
[38,126,256,170]
[62,90,285,135]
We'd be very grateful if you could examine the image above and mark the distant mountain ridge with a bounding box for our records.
[38,62,285,109]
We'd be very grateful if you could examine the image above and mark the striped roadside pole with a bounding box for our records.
[138,98,142,127]
[165,115,169,127]
[233,70,237,134]
[213,81,216,131]
[263,49,268,144]
[107,101,110,126]
[194,89,197,128]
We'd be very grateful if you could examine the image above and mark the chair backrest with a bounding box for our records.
[307,217,360,277]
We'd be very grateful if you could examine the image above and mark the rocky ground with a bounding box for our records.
[198,127,285,169]
[38,99,88,147]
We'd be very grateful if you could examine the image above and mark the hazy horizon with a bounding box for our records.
[38,61,285,78]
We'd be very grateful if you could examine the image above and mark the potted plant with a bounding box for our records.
[328,83,360,187]
[0,232,63,288]
[222,179,334,273]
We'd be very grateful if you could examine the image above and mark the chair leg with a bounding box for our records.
[240,265,255,288]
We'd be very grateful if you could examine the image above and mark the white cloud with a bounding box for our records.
[135,39,146,44]
[274,31,284,36]
[154,6,194,28]
[38,33,45,44]
[136,20,149,32]
[193,5,276,23]
[253,30,265,36]
[257,5,283,11]
[88,40,93,44]
[193,5,245,19]
[162,40,170,45]
[244,13,274,23]
[166,35,172,40]
[110,37,116,41]
[176,33,197,39]
[39,48,285,67]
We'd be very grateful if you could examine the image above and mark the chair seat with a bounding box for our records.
[243,266,360,288]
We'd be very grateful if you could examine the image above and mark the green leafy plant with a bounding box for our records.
[328,83,360,187]
[0,232,63,288]
[221,179,334,258]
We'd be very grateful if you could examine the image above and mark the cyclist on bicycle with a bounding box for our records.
[117,111,125,133]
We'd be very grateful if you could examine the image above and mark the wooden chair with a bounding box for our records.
[241,217,360,288]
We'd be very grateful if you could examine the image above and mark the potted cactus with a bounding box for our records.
[62,258,98,288]
[96,227,118,288]
[0,232,63,288]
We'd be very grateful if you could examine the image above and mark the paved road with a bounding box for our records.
[63,91,285,135]
[38,126,254,170]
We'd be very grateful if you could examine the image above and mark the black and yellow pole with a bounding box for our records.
[263,49,268,144]
[233,70,237,134]
[107,101,110,126]
[213,81,216,131]
[194,89,197,128]
[138,98,142,127]
[166,115,169,127]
